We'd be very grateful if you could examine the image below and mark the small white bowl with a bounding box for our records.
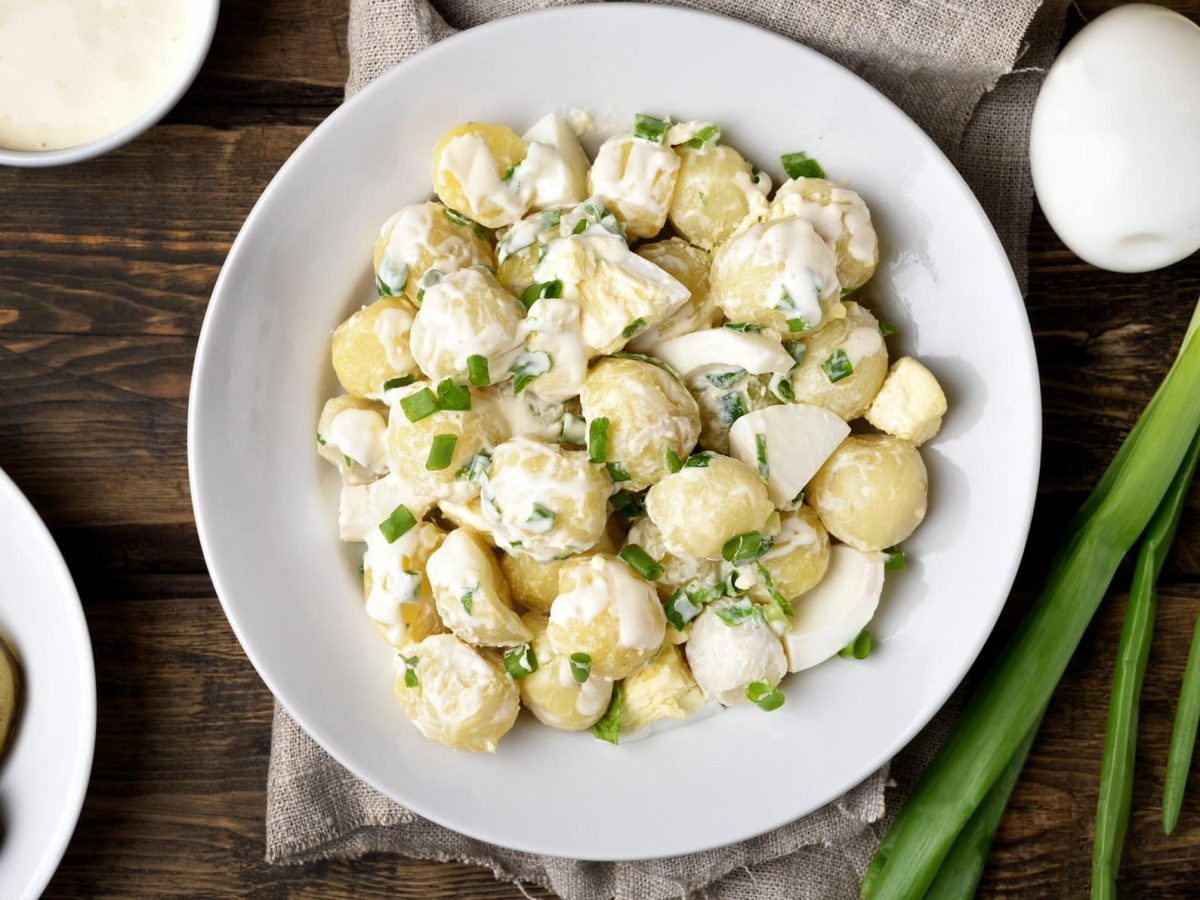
[0,0,219,168]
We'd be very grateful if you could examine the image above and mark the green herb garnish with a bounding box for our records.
[755,433,770,481]
[383,374,417,391]
[399,654,420,688]
[400,387,439,422]
[839,630,872,660]
[620,544,664,581]
[717,391,748,427]
[460,584,477,615]
[784,341,806,364]
[821,348,854,383]
[610,489,645,521]
[520,279,563,309]
[706,368,746,389]
[525,503,557,533]
[510,349,552,393]
[436,378,472,411]
[884,547,907,571]
[684,123,721,151]
[684,452,712,468]
[722,531,772,563]
[724,322,763,333]
[715,599,760,626]
[781,151,825,180]
[467,354,490,387]
[504,643,538,680]
[666,448,684,473]
[590,681,624,744]
[880,320,898,338]
[426,433,458,471]
[665,588,703,631]
[747,680,785,711]
[569,652,592,683]
[632,113,670,143]
[606,461,632,482]
[379,504,417,543]
[455,449,492,483]
[588,417,610,464]
[622,318,647,339]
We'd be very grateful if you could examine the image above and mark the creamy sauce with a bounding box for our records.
[588,134,679,235]
[840,326,885,367]
[0,0,205,151]
[377,202,484,289]
[518,113,590,211]
[363,524,439,644]
[436,133,528,225]
[338,473,433,542]
[409,268,524,380]
[771,178,876,264]
[373,306,417,375]
[550,555,664,650]
[327,408,388,474]
[523,297,589,401]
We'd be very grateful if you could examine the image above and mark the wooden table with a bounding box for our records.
[3,1,1199,895]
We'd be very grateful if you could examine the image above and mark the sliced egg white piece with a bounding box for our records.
[339,473,434,542]
[521,113,591,210]
[783,544,884,672]
[728,404,850,508]
[652,328,795,379]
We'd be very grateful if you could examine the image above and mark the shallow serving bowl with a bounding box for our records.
[188,4,1040,861]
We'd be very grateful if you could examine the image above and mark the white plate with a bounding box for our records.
[189,4,1039,860]
[0,469,95,898]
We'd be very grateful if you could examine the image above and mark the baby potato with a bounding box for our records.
[317,395,389,484]
[687,370,779,455]
[431,122,530,228]
[373,201,494,306]
[393,633,520,752]
[710,217,842,332]
[620,643,708,736]
[496,245,537,298]
[426,529,531,647]
[668,144,769,250]
[624,516,722,602]
[580,357,701,491]
[480,437,611,561]
[865,356,948,446]
[788,301,889,420]
[547,554,666,680]
[745,506,830,603]
[501,551,567,614]
[685,599,787,706]
[627,239,720,351]
[408,267,526,384]
[386,381,505,502]
[769,178,878,292]
[331,297,421,398]
[517,612,614,731]
[588,133,680,238]
[363,521,446,649]
[644,454,773,559]
[808,434,928,552]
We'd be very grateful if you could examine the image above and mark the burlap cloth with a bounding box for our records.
[265,2,1068,896]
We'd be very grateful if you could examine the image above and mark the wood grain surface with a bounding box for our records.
[2,0,1199,896]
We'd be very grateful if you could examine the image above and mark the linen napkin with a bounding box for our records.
[266,1,1068,896]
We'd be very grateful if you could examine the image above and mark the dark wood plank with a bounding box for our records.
[0,0,1196,896]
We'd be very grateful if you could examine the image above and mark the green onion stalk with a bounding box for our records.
[1164,606,1200,835]
[1092,429,1200,899]
[862,301,1200,899]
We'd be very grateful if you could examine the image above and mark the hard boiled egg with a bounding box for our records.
[1030,4,1200,272]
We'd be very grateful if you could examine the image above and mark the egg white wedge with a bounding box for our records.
[652,327,795,379]
[728,404,849,508]
[783,544,884,672]
[521,113,591,210]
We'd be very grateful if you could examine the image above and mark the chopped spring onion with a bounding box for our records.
[416,268,443,302]
[510,350,552,393]
[436,378,472,411]
[1165,608,1200,835]
[685,123,721,151]
[665,588,704,631]
[610,352,684,382]
[399,654,420,688]
[572,218,588,235]
[501,164,517,182]
[724,322,763,333]
[383,374,417,391]
[467,354,490,387]
[666,447,684,473]
[444,207,485,235]
[698,191,708,206]
[316,433,326,445]
[560,412,587,445]
[460,584,477,615]
[717,391,749,427]
[787,318,808,333]
[747,680,785,711]
[590,681,624,744]
[880,319,899,338]
[622,318,647,339]
[525,504,557,533]
[620,544,664,581]
[884,547,907,571]
[588,417,610,464]
[455,449,492,483]
[684,453,712,468]
[863,302,1200,899]
[722,531,772,564]
[520,279,563,309]
[839,630,872,660]
[755,561,793,620]
[541,208,563,228]
[504,643,538,680]
[400,387,439,422]
[376,273,399,297]
[606,461,632,482]
[706,367,747,389]
[344,454,355,468]
[379,504,417,543]
[425,433,458,471]
[768,373,795,403]
[610,490,644,521]
[569,652,592,683]
[781,151,825,180]
[632,113,670,143]
[722,567,748,597]
[821,348,854,384]
[715,599,760,626]
[784,341,806,364]
[755,433,769,482]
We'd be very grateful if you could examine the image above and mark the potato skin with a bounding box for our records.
[808,434,928,551]
[331,297,421,398]
[580,357,701,492]
[431,123,530,228]
[644,454,773,559]
[518,612,613,731]
[373,201,494,307]
[787,301,889,420]
[668,144,768,250]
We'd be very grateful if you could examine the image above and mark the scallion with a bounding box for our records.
[620,544,664,581]
[724,322,763,333]
[705,368,746,389]
[460,585,476,615]
[880,319,899,338]
[436,378,472,411]
[622,318,647,339]
[400,387,439,422]
[467,354,490,387]
[379,504,417,543]
[684,453,712,468]
[525,503,557,533]
[722,531,771,563]
[398,654,419,688]
[560,412,587,445]
[666,448,684,473]
[510,349,552,393]
[838,630,872,660]
[784,341,806,365]
[606,461,632,482]
[383,374,417,391]
[504,643,538,680]
[588,417,610,464]
[715,599,759,627]
[821,348,854,383]
[884,547,907,571]
[665,588,704,631]
[590,681,624,744]
[781,151,825,180]
[425,433,457,471]
[717,391,748,427]
[632,113,670,143]
[747,680,785,711]
[569,652,592,683]
[755,433,769,482]
[684,123,721,151]
[610,489,644,521]
[520,279,563,309]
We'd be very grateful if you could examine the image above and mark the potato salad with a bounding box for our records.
[317,112,948,752]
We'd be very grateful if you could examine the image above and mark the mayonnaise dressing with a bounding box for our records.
[436,133,528,223]
[373,306,417,374]
[338,474,434,542]
[377,202,484,288]
[840,326,885,368]
[0,0,206,151]
[549,555,664,650]
[327,408,388,474]
[588,134,679,235]
[772,178,876,264]
[409,268,524,379]
[523,297,590,401]
[518,113,590,210]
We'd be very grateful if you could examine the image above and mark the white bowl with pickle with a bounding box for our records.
[189,4,1039,860]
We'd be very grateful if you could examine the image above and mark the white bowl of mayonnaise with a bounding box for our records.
[0,0,219,167]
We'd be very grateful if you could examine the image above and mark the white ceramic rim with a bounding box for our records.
[0,468,96,898]
[0,0,221,168]
[189,3,1041,860]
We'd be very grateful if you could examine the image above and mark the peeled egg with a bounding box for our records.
[1030,4,1200,272]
